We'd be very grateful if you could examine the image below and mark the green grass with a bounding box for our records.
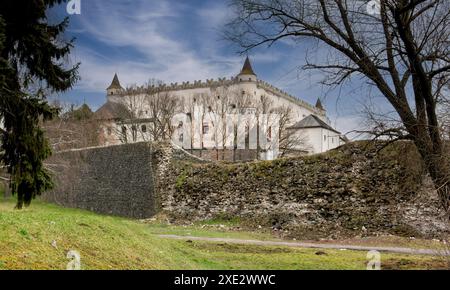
[145,219,278,241]
[0,199,447,270]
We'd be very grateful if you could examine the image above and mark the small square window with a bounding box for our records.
[202,123,209,135]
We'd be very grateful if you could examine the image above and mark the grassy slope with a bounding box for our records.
[0,199,446,270]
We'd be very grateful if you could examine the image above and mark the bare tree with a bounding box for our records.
[116,83,180,144]
[43,102,100,151]
[227,0,450,213]
[275,105,311,157]
[145,91,179,142]
[209,85,236,160]
[117,86,149,143]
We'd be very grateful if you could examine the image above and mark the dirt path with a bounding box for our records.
[158,234,448,256]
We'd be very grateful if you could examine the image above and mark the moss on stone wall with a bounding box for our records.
[159,141,447,239]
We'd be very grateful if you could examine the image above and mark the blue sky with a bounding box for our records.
[49,0,383,137]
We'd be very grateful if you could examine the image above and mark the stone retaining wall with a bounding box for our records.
[42,142,158,218]
[159,142,448,239]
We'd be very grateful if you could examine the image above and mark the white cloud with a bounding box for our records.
[66,0,366,133]
[71,0,245,93]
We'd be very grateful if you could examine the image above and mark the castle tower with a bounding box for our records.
[237,56,257,83]
[106,73,124,99]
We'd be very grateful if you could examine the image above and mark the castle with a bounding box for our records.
[94,57,344,160]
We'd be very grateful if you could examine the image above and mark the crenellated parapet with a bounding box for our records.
[117,77,240,95]
[114,76,325,115]
[256,80,326,116]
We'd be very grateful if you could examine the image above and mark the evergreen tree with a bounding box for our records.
[71,104,94,121]
[0,0,79,208]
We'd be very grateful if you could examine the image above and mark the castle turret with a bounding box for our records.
[107,73,124,98]
[237,56,257,82]
[315,98,325,111]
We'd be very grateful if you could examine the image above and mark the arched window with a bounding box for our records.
[141,125,147,133]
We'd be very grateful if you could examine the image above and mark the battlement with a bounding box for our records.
[256,80,326,116]
[116,77,325,116]
[117,77,238,95]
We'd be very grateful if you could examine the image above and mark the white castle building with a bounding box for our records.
[94,57,345,160]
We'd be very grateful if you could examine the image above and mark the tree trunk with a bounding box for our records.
[413,135,450,215]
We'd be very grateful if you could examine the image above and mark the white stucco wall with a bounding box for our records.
[290,127,343,154]
[101,73,342,157]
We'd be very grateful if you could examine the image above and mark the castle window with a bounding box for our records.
[202,123,209,135]
[179,133,183,142]
[122,126,127,134]
[249,78,251,81]
[245,125,250,149]
[178,121,183,128]
[141,125,147,133]
[131,125,138,142]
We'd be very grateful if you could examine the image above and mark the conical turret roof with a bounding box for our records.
[315,98,325,111]
[238,56,256,76]
[107,73,123,90]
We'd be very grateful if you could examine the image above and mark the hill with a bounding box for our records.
[0,199,447,270]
